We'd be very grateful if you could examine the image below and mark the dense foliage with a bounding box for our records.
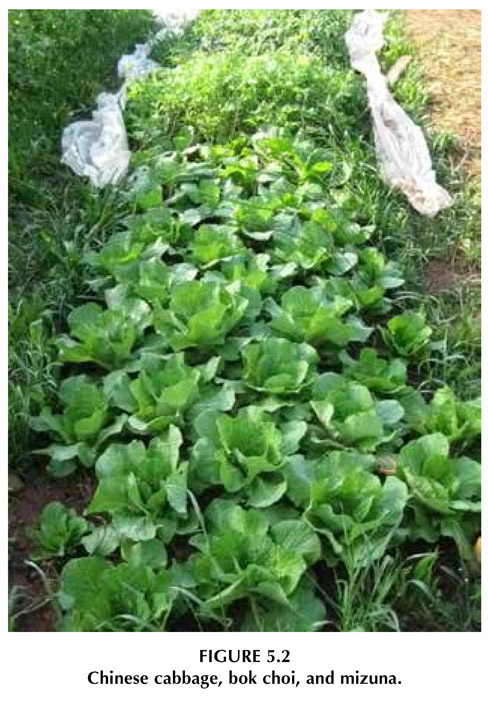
[30,127,481,631]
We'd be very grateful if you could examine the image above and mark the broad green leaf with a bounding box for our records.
[33,502,88,557]
[243,338,318,394]
[382,311,432,358]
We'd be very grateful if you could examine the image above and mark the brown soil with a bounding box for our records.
[424,259,477,296]
[8,471,94,631]
[404,10,481,176]
[406,10,482,294]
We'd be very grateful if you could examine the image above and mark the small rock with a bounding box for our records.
[8,473,24,493]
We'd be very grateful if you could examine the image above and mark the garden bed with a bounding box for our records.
[8,10,481,632]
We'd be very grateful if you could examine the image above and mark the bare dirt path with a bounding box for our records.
[404,10,481,177]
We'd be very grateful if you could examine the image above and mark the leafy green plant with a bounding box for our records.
[154,280,248,350]
[285,451,407,566]
[58,557,174,631]
[32,502,89,558]
[340,348,407,394]
[127,51,360,147]
[86,426,189,547]
[382,311,432,358]
[30,375,126,476]
[273,218,352,273]
[85,231,163,277]
[191,224,245,267]
[188,499,323,624]
[189,10,354,66]
[397,434,481,552]
[310,373,405,451]
[57,302,150,369]
[191,405,306,506]
[104,353,214,434]
[268,285,370,348]
[400,387,481,446]
[242,338,318,395]
[351,247,404,313]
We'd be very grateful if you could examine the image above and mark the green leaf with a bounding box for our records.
[87,475,127,514]
[33,502,88,557]
[81,525,120,556]
[112,514,156,541]
[121,539,167,568]
[243,338,318,394]
[59,557,111,615]
[280,420,308,454]
[375,400,405,426]
[382,311,432,358]
[271,520,321,563]
[247,476,287,508]
[165,466,188,516]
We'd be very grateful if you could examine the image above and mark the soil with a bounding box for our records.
[404,10,481,177]
[424,259,478,296]
[405,10,482,294]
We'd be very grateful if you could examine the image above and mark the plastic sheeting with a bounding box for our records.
[117,44,159,83]
[345,10,453,217]
[60,10,196,188]
[61,91,130,188]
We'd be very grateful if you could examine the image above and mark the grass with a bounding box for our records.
[8,10,481,631]
[384,12,482,407]
[8,10,156,471]
[8,10,154,200]
[321,548,481,633]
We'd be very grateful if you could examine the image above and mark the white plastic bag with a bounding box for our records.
[345,10,453,217]
[61,92,130,187]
